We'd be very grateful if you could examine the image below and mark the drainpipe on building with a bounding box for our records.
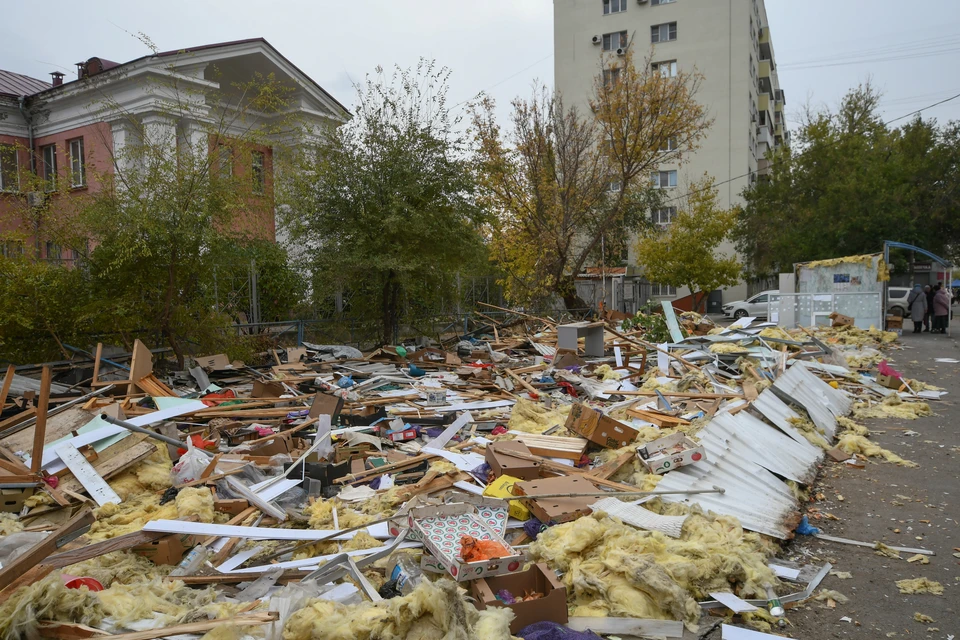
[17,95,40,257]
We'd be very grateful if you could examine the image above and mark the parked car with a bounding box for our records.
[722,290,780,320]
[886,286,911,317]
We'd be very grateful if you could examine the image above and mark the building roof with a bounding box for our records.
[0,69,51,98]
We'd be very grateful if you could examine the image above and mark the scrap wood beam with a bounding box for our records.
[606,327,702,372]
[0,508,95,591]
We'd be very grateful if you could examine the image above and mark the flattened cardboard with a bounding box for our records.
[829,312,854,327]
[516,476,596,524]
[309,392,344,419]
[195,354,231,371]
[252,380,285,398]
[471,563,568,634]
[485,441,540,481]
[565,403,638,449]
[133,534,193,565]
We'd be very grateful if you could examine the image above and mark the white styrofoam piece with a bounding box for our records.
[422,448,485,472]
[216,546,262,573]
[423,411,473,449]
[591,497,688,538]
[54,443,121,506]
[769,564,801,580]
[722,624,796,640]
[709,592,758,613]
[143,520,392,541]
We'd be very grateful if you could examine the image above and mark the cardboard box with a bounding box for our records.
[309,392,344,420]
[564,403,638,449]
[194,354,233,370]
[829,312,854,327]
[132,534,193,565]
[876,373,903,390]
[515,476,596,524]
[485,441,541,481]
[408,502,522,581]
[637,433,705,474]
[482,474,532,521]
[885,315,903,330]
[0,485,37,513]
[252,380,285,398]
[471,563,568,634]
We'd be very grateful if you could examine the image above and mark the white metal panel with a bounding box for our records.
[752,390,828,451]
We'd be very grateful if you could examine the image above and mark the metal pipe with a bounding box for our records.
[63,344,130,371]
[99,413,191,450]
[503,486,726,501]
[17,96,35,174]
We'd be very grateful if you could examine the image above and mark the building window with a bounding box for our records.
[41,144,57,191]
[603,0,626,15]
[45,241,62,262]
[252,151,265,195]
[0,145,18,192]
[652,60,678,77]
[659,137,678,152]
[603,31,628,51]
[1,241,24,258]
[651,283,677,296]
[217,145,233,179]
[651,0,676,4]
[651,170,678,188]
[607,179,623,193]
[602,67,621,88]
[652,206,676,225]
[68,138,86,188]
[651,22,677,43]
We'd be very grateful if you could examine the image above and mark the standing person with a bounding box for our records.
[933,284,951,333]
[907,284,927,333]
[923,285,934,332]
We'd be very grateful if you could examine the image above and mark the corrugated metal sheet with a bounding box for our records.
[0,69,50,97]
[752,389,830,448]
[699,412,822,484]
[0,373,71,396]
[772,363,851,440]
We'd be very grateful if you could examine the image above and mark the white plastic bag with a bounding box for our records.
[170,442,211,485]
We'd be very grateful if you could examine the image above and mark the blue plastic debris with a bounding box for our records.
[794,515,820,536]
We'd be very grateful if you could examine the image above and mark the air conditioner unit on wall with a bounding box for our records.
[638,0,649,4]
[616,47,627,56]
[592,35,602,45]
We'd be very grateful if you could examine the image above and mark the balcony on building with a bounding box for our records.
[757,124,773,151]
[759,27,772,62]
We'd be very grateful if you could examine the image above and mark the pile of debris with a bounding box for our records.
[0,304,940,640]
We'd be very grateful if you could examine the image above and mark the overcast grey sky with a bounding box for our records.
[3,0,959,129]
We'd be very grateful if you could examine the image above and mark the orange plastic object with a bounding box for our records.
[459,535,510,562]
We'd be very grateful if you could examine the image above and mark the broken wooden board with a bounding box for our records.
[56,435,155,498]
[54,443,122,507]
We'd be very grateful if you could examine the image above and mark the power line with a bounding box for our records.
[657,91,960,206]
[451,53,554,111]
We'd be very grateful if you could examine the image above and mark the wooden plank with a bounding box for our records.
[31,366,53,474]
[91,343,103,387]
[54,443,121,507]
[127,339,153,396]
[36,622,109,639]
[0,407,36,435]
[511,434,588,460]
[592,450,636,480]
[0,364,15,410]
[56,438,154,498]
[88,613,279,640]
[0,407,96,455]
[0,508,94,591]
[46,530,166,568]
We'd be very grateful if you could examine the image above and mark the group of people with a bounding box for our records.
[908,283,952,333]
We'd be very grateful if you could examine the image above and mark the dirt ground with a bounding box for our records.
[699,327,960,639]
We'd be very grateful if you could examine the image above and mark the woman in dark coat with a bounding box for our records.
[923,285,934,332]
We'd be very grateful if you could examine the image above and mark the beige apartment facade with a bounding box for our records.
[555,0,786,310]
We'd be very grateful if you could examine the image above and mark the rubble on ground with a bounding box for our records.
[0,305,943,639]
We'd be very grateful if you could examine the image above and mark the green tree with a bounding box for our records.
[283,60,488,345]
[735,83,960,276]
[634,175,741,312]
[472,49,711,308]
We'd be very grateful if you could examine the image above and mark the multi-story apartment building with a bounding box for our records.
[555,0,787,310]
[0,39,349,263]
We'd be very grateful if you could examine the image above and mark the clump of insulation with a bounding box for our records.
[786,417,830,449]
[709,342,747,354]
[97,577,218,626]
[508,398,571,434]
[837,434,918,467]
[175,487,215,523]
[836,416,869,436]
[853,394,932,421]
[282,578,512,640]
[305,498,375,530]
[293,530,383,561]
[594,445,663,490]
[0,572,104,640]
[65,550,167,586]
[0,513,22,535]
[23,491,54,508]
[895,577,943,595]
[89,493,178,541]
[529,510,779,632]
[594,364,621,381]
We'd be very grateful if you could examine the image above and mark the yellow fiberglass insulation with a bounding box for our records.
[282,578,512,640]
[786,417,830,449]
[23,491,54,508]
[896,577,943,595]
[293,530,384,561]
[88,493,178,541]
[709,342,747,354]
[0,572,104,640]
[594,445,663,490]
[0,512,22,535]
[354,486,405,517]
[837,416,869,436]
[429,459,459,475]
[305,498,375,530]
[97,577,218,626]
[529,511,779,632]
[853,394,932,421]
[65,550,168,587]
[507,398,571,434]
[594,364,621,381]
[175,486,215,523]
[758,326,796,342]
[108,444,174,501]
[837,434,918,467]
